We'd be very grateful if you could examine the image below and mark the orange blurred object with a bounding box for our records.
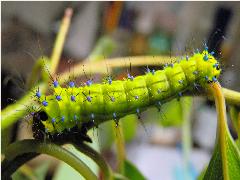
[104,1,123,33]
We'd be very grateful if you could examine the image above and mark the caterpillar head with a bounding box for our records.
[32,111,48,140]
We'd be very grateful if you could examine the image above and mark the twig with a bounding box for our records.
[73,142,114,180]
[50,8,73,75]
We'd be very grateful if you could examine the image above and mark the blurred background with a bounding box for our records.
[1,1,240,180]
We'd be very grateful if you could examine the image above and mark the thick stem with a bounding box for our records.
[72,142,114,180]
[3,140,98,180]
[2,153,39,179]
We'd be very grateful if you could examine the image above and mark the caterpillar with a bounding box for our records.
[32,49,221,143]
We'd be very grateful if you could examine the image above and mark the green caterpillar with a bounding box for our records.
[32,49,221,143]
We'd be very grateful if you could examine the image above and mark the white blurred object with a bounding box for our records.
[65,2,101,59]
[127,144,210,180]
[193,106,217,150]
[1,1,65,34]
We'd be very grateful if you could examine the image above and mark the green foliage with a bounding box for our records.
[12,162,50,180]
[122,159,146,180]
[202,118,240,180]
[145,98,184,127]
[230,106,240,138]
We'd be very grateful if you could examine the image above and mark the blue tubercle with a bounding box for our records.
[212,77,217,82]
[56,95,62,101]
[203,54,208,61]
[36,91,41,98]
[51,118,56,123]
[213,63,218,68]
[71,95,76,102]
[91,113,95,120]
[151,69,155,75]
[107,76,112,85]
[53,80,59,88]
[178,80,183,84]
[146,67,151,74]
[127,73,134,81]
[69,81,75,88]
[111,96,115,102]
[136,108,140,119]
[204,43,208,50]
[204,76,209,81]
[87,96,92,102]
[42,100,48,107]
[136,108,140,114]
[193,70,198,75]
[74,115,77,121]
[113,112,117,119]
[86,79,93,86]
[61,116,65,122]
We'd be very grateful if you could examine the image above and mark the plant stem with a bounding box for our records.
[3,139,97,180]
[222,88,240,106]
[113,121,126,174]
[58,55,175,83]
[73,142,114,180]
[50,8,73,75]
[1,83,46,129]
[208,82,229,180]
[180,97,193,180]
[2,152,39,179]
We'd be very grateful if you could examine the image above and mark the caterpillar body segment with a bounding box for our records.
[33,50,221,142]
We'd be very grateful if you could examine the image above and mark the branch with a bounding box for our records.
[2,140,98,180]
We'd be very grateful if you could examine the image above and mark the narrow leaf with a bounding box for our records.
[123,159,146,180]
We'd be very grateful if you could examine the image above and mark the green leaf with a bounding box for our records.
[121,114,137,142]
[197,166,207,180]
[203,126,240,180]
[229,106,240,138]
[144,98,184,127]
[99,121,115,150]
[122,159,146,180]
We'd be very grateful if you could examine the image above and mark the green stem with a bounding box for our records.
[1,83,46,129]
[73,142,114,180]
[180,97,193,180]
[222,88,240,106]
[2,152,39,179]
[3,139,97,180]
[26,56,50,89]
